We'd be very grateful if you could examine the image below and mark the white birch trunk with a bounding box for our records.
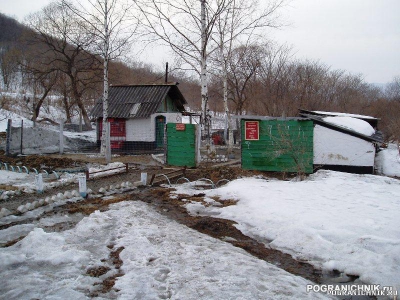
[100,0,109,156]
[200,0,209,142]
[222,62,234,153]
[220,39,234,154]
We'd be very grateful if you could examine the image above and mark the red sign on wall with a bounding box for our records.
[176,123,186,131]
[245,121,259,140]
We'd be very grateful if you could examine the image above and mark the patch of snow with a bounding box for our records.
[0,109,34,132]
[0,224,36,244]
[323,116,375,136]
[375,143,400,177]
[0,170,30,185]
[63,129,97,142]
[312,111,376,120]
[0,202,329,299]
[174,170,400,292]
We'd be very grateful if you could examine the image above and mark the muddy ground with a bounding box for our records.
[1,153,367,298]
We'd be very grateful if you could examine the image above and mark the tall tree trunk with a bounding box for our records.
[70,78,92,129]
[200,0,209,143]
[76,100,91,129]
[100,0,110,156]
[221,47,234,153]
[62,89,72,123]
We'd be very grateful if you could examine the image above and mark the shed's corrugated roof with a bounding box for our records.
[91,84,187,119]
[299,109,379,128]
[301,113,383,143]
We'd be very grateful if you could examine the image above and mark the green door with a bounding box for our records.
[155,116,166,148]
[167,123,197,167]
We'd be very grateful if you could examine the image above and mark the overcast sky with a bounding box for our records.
[1,0,399,84]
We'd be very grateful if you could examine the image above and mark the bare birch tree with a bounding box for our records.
[63,0,137,155]
[212,0,285,153]
[135,0,231,139]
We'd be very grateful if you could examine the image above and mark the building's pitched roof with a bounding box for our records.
[91,84,187,119]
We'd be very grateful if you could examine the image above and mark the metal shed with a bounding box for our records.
[241,117,314,173]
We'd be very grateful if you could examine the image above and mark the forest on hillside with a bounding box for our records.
[0,0,399,140]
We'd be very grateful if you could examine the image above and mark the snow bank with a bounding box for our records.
[0,202,329,299]
[0,170,29,185]
[175,170,400,292]
[0,109,33,132]
[323,116,375,136]
[375,143,400,177]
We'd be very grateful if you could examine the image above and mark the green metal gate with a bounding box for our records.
[241,119,314,173]
[166,123,197,167]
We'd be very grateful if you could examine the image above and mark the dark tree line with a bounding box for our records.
[208,42,400,141]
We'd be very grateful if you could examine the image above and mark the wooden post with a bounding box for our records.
[6,119,11,156]
[20,120,23,155]
[59,121,64,155]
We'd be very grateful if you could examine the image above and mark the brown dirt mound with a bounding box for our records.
[0,153,81,170]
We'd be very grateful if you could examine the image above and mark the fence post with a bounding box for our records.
[35,174,44,194]
[78,175,87,198]
[196,124,201,166]
[20,120,23,155]
[141,172,148,185]
[6,119,12,156]
[60,121,64,155]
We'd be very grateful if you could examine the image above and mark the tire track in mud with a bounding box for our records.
[136,187,325,284]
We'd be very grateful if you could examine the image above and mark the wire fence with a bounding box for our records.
[1,119,169,156]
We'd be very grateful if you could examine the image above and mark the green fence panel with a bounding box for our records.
[241,119,314,173]
[167,123,196,167]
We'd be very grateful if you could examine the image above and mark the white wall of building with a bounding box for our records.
[314,125,375,167]
[125,113,183,142]
[126,118,153,142]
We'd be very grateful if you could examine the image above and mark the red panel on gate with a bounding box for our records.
[176,123,186,131]
[245,121,259,140]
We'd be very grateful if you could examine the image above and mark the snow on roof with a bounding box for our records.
[312,110,376,120]
[322,116,375,136]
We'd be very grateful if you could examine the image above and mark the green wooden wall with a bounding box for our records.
[167,123,197,167]
[241,119,314,173]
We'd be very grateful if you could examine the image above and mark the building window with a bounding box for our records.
[130,103,141,116]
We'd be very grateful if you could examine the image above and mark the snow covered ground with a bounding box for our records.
[0,162,127,194]
[1,168,399,298]
[175,170,400,295]
[0,201,328,299]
